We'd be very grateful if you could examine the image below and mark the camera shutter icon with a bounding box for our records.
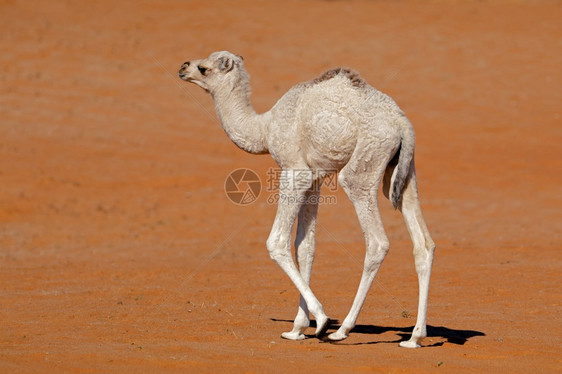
[224,168,261,205]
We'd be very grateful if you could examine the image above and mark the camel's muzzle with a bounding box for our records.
[178,61,191,80]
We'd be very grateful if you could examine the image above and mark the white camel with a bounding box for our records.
[179,51,435,347]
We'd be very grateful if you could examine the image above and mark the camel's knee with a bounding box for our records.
[266,234,291,264]
[364,239,390,273]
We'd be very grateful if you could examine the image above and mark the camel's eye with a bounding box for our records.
[198,65,209,76]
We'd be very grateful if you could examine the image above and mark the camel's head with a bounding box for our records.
[178,51,246,95]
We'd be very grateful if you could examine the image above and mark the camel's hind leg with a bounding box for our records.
[281,184,321,340]
[393,162,436,348]
[328,149,392,341]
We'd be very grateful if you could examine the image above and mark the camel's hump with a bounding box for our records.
[311,67,366,88]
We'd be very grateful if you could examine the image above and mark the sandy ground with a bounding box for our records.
[1,0,561,372]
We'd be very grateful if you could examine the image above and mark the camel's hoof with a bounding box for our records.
[399,340,421,348]
[327,331,348,341]
[281,331,306,340]
[314,316,331,337]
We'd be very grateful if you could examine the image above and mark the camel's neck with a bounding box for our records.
[212,84,269,155]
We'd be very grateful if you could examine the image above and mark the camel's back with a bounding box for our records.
[302,69,403,168]
[299,68,402,117]
[268,68,404,170]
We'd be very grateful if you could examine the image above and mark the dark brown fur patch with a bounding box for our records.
[312,67,366,88]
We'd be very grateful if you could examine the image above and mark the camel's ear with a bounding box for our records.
[218,56,234,73]
[238,55,244,61]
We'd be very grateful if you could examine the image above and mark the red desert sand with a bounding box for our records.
[1,1,560,372]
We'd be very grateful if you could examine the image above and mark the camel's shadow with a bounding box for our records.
[271,318,485,347]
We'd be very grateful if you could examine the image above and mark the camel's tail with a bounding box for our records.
[389,116,415,209]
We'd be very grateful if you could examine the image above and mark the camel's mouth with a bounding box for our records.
[179,75,210,93]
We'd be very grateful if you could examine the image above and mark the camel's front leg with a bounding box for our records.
[281,185,321,340]
[267,170,329,338]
